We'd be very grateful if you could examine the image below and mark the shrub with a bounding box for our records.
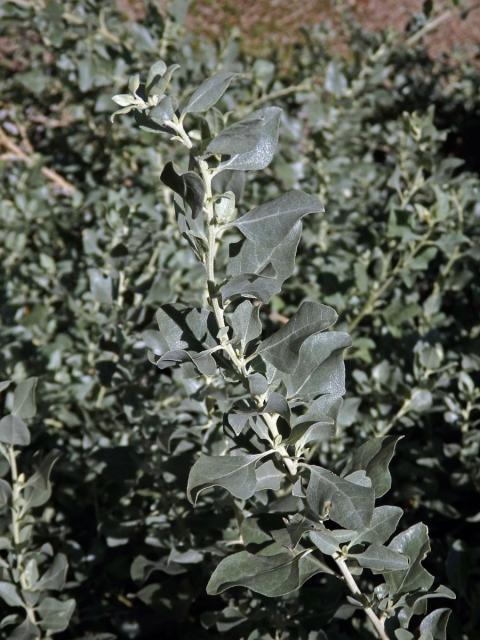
[0,1,478,637]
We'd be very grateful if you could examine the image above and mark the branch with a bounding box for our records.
[405,10,452,46]
[335,555,390,640]
[0,126,77,195]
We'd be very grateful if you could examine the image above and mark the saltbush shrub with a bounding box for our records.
[0,1,478,638]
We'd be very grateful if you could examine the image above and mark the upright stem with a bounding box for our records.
[335,555,389,640]
[8,446,38,626]
[198,157,296,474]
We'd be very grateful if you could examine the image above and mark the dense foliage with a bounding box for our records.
[0,1,478,638]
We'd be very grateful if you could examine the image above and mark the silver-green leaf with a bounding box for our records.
[206,549,323,597]
[235,191,323,248]
[207,107,281,171]
[306,465,374,530]
[259,301,337,372]
[187,452,271,504]
[181,71,236,115]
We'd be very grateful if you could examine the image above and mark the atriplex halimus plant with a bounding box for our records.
[114,63,455,639]
[0,379,74,639]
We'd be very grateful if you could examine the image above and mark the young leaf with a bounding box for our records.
[150,96,175,126]
[187,452,271,504]
[145,60,167,91]
[258,301,338,372]
[181,71,236,115]
[207,107,282,171]
[206,549,324,597]
[160,162,205,219]
[235,191,323,248]
[306,465,374,530]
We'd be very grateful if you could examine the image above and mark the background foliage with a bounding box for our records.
[0,1,478,638]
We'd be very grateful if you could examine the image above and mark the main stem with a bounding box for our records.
[8,446,38,626]
[198,157,296,475]
[335,556,389,640]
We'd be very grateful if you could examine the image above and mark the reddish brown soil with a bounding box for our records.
[185,0,480,58]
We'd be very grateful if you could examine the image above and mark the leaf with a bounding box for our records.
[419,608,451,640]
[0,479,11,507]
[235,191,323,248]
[168,548,203,565]
[352,544,409,572]
[150,97,175,126]
[23,452,58,508]
[386,523,434,596]
[0,415,30,446]
[285,332,351,399]
[401,586,456,628]
[145,60,167,91]
[181,71,236,115]
[349,505,403,546]
[128,73,140,94]
[206,549,324,597]
[152,306,190,355]
[36,554,68,591]
[306,466,374,530]
[310,528,341,556]
[111,94,136,107]
[409,388,433,413]
[255,460,284,491]
[259,301,337,372]
[342,436,402,498]
[88,269,112,305]
[0,581,24,608]
[9,617,40,640]
[187,452,271,504]
[12,378,38,419]
[224,222,302,303]
[286,418,334,450]
[37,597,75,633]
[207,107,282,171]
[228,300,262,350]
[160,162,205,219]
[0,380,11,393]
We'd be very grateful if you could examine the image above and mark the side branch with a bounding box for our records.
[0,127,77,195]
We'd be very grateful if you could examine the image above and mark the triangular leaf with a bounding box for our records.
[187,452,271,504]
[206,549,324,596]
[306,465,374,530]
[208,107,281,171]
[259,301,337,372]
[235,191,323,248]
[181,71,236,115]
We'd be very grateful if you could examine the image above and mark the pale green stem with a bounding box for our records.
[197,157,296,475]
[334,555,390,640]
[8,446,38,626]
